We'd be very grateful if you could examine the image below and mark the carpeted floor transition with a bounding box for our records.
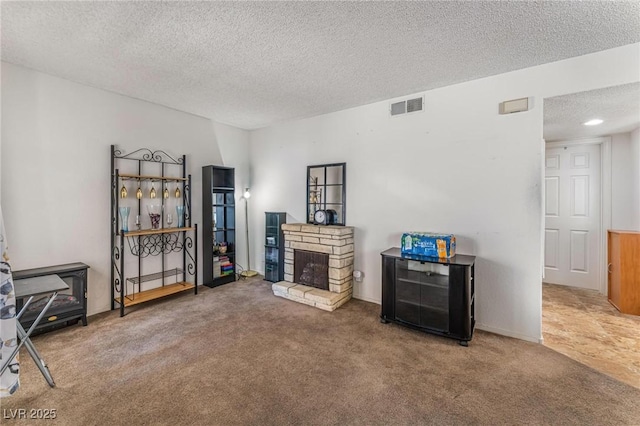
[4,277,640,425]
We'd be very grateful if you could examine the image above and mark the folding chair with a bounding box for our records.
[0,274,68,387]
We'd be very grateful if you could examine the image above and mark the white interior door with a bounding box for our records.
[544,143,601,290]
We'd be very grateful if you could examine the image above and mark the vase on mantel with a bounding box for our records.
[119,207,130,232]
[176,205,185,228]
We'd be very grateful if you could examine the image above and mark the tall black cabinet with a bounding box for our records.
[380,247,475,346]
[203,165,236,287]
[264,212,286,282]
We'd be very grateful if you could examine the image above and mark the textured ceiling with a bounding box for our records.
[2,1,640,130]
[544,83,640,142]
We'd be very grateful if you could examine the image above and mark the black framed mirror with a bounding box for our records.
[307,163,346,225]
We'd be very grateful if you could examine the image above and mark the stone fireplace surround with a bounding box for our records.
[272,223,354,311]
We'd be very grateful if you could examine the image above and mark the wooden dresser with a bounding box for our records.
[608,230,640,315]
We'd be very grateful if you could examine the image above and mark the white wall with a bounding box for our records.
[1,62,250,316]
[611,131,640,231]
[249,43,640,342]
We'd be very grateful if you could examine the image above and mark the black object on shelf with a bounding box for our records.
[203,165,236,287]
[111,145,198,317]
[13,262,89,336]
[264,212,286,282]
[380,247,475,346]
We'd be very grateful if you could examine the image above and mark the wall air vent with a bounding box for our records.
[390,101,406,116]
[406,97,423,113]
[390,96,424,117]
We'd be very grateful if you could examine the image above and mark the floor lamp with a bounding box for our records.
[240,188,258,277]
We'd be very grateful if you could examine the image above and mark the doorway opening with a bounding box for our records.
[542,84,640,388]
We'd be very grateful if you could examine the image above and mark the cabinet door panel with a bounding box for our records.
[396,279,420,304]
[265,247,279,263]
[420,284,448,311]
[395,280,421,325]
[420,307,449,332]
[265,263,279,282]
[396,300,421,326]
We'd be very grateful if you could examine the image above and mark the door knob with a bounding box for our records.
[607,263,612,274]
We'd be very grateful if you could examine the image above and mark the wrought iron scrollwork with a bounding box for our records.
[184,183,191,222]
[127,233,187,258]
[113,147,183,165]
[185,236,196,276]
[112,246,122,293]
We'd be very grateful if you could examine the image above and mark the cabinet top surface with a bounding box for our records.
[13,262,90,279]
[608,229,640,235]
[203,165,234,170]
[381,247,475,266]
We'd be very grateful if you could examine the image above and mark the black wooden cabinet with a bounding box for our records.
[264,212,286,282]
[202,165,236,287]
[380,248,475,346]
[13,262,89,335]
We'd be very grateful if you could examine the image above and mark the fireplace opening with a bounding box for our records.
[294,250,329,290]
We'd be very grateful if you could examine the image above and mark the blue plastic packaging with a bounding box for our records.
[401,232,456,258]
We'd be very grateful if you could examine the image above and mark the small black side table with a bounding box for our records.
[0,274,68,387]
[380,248,476,346]
[13,262,89,334]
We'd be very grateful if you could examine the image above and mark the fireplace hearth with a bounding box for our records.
[272,223,354,311]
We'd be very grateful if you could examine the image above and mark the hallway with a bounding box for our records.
[542,283,640,389]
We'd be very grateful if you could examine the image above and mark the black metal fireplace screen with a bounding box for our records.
[294,250,329,290]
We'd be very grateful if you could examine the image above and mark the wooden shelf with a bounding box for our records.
[123,227,194,237]
[119,173,188,182]
[115,282,195,307]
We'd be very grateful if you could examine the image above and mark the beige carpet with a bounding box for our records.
[4,277,640,425]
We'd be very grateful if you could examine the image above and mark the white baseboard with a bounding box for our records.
[475,322,542,344]
[352,294,380,305]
